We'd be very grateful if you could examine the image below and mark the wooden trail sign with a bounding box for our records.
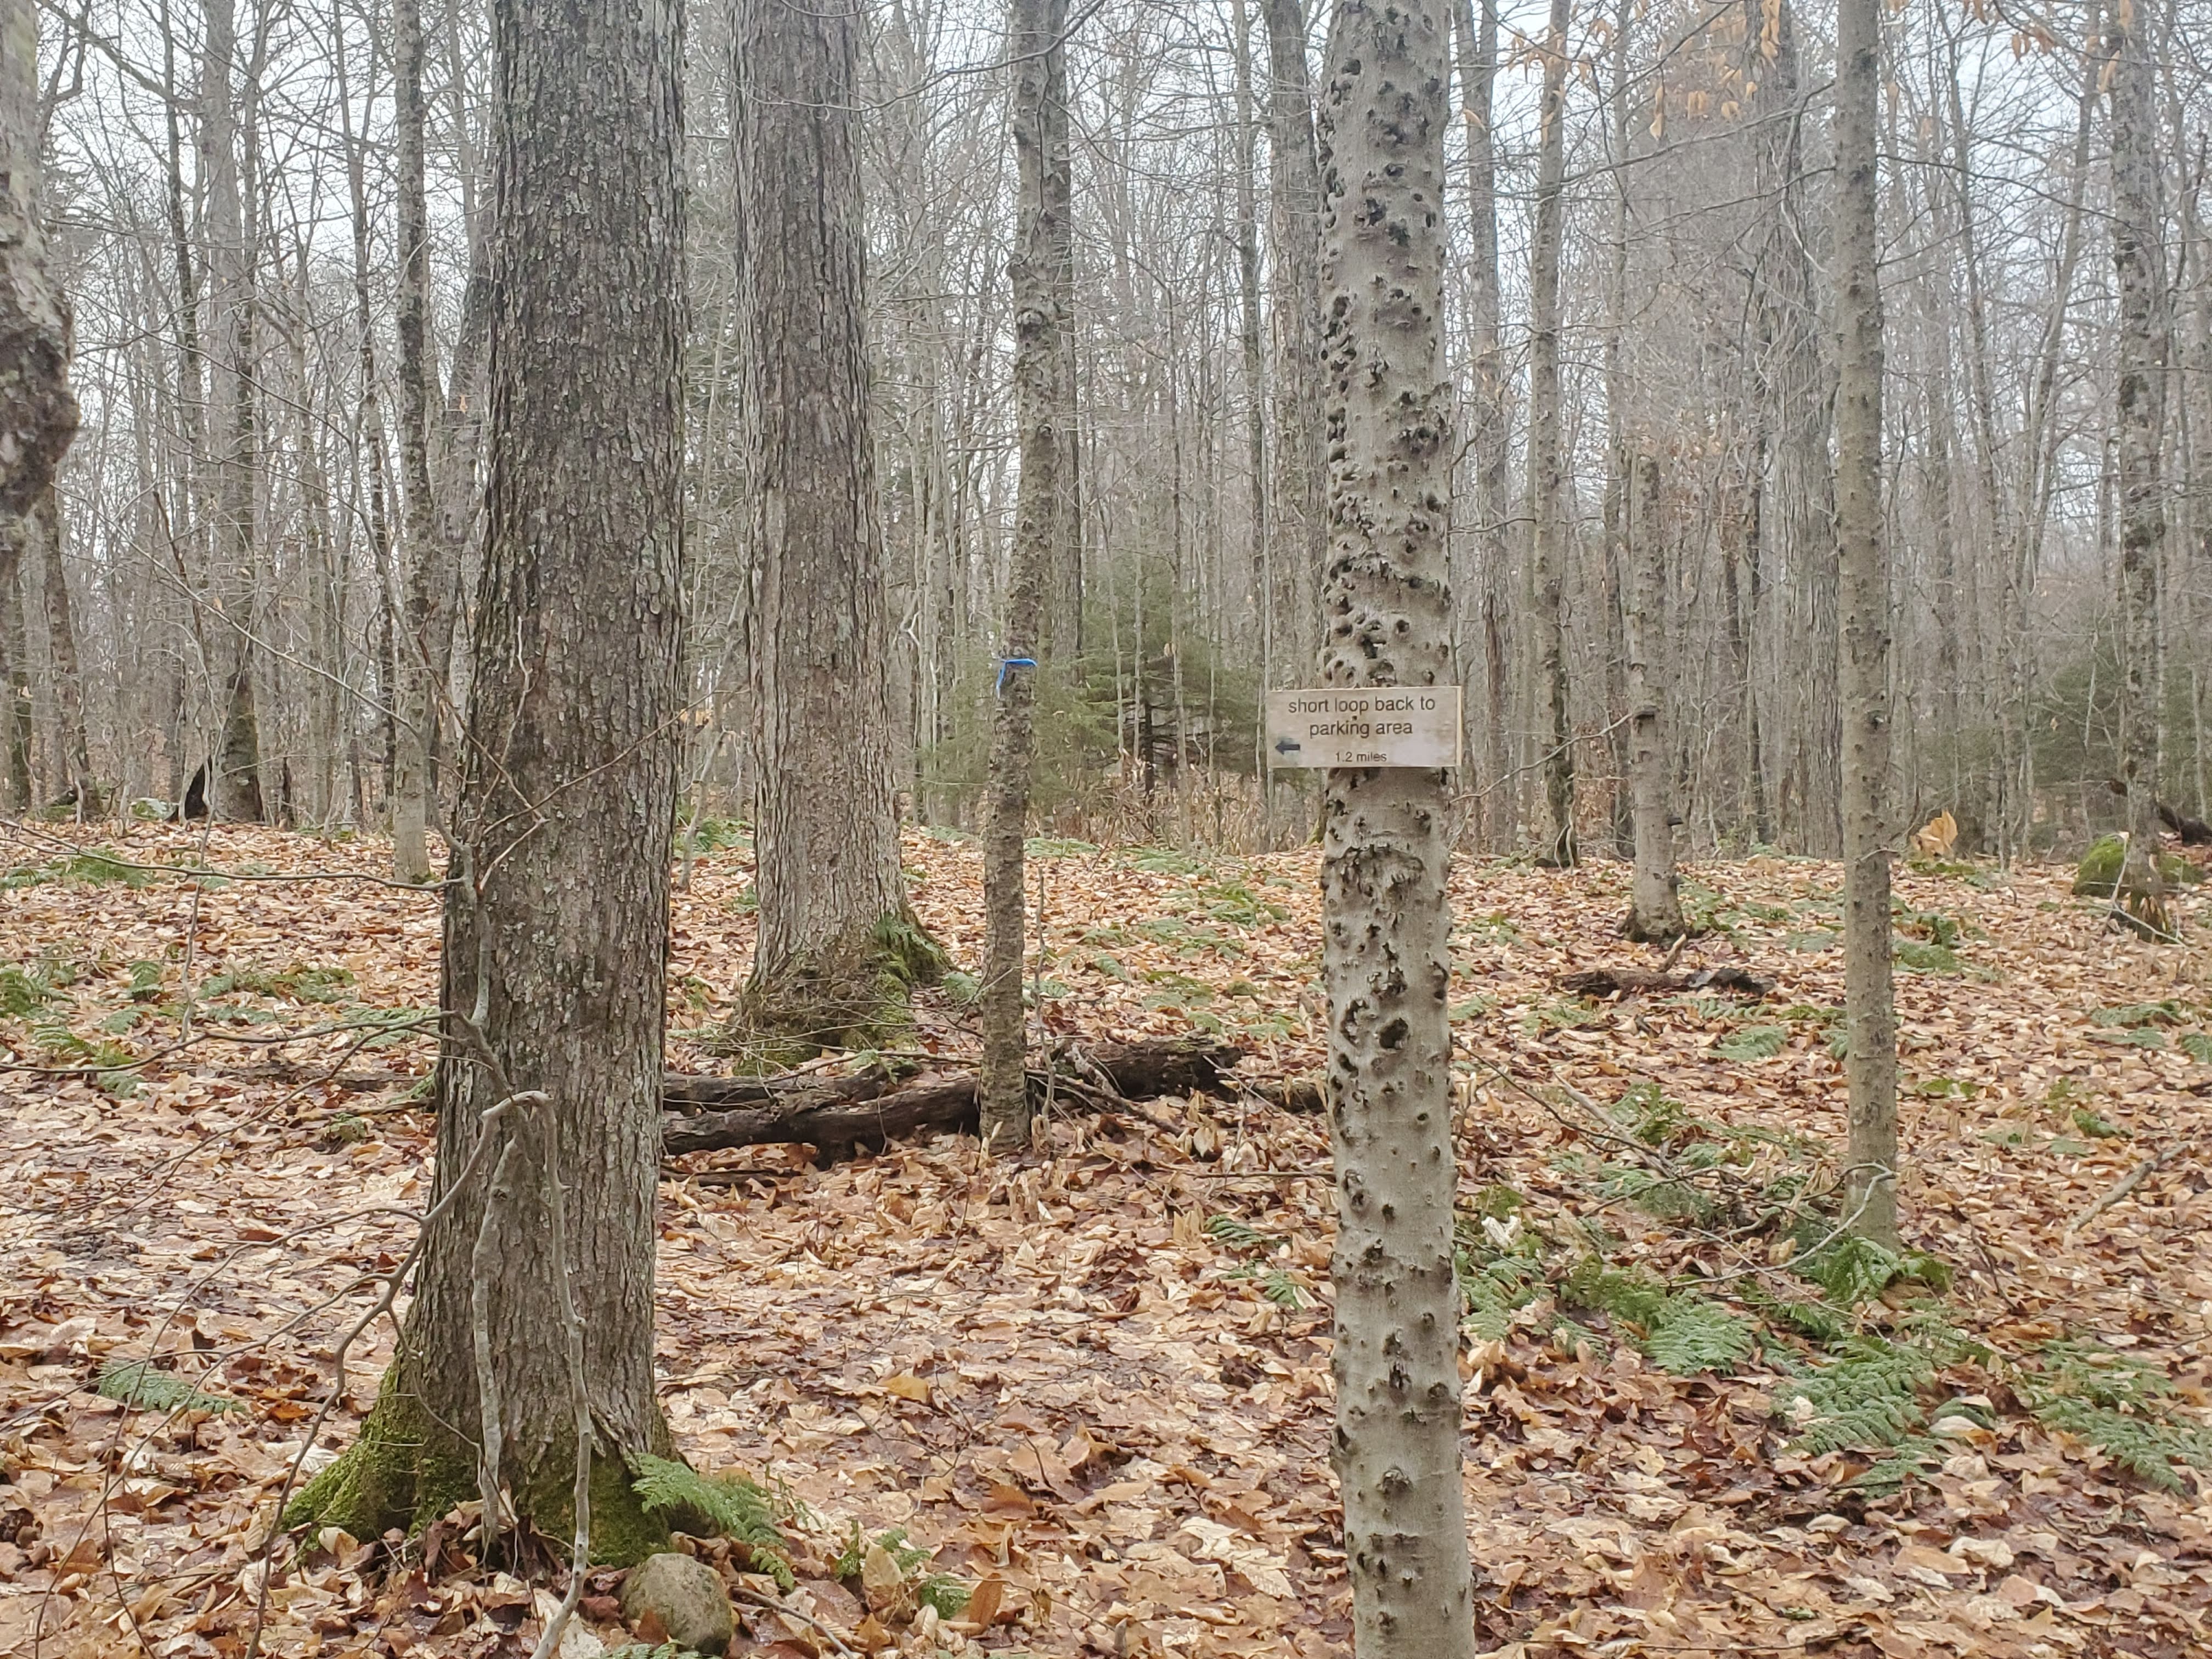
[1265,687,1462,769]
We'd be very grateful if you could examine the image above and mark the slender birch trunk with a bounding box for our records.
[1625,454,1682,940]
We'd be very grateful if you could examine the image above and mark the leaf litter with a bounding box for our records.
[2,823,2211,1657]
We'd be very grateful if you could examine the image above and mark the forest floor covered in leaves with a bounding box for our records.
[4,821,2212,1659]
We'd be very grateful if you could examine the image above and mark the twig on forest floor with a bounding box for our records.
[729,1583,860,1656]
[2063,1149,2169,1243]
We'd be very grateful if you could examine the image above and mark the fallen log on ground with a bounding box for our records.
[661,1036,1246,1156]
[1556,964,1772,998]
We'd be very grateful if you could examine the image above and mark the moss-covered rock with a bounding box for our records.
[2073,833,2200,897]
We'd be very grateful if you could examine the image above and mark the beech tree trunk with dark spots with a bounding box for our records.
[1315,3,1477,1652]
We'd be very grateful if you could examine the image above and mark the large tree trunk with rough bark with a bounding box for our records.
[978,0,1072,1149]
[1261,0,1325,664]
[1835,0,1898,1248]
[201,0,264,822]
[1,0,80,816]
[390,0,439,884]
[1314,3,1476,1652]
[1624,454,1682,940]
[2107,1,2169,927]
[730,0,927,1061]
[1528,0,1574,868]
[292,0,687,1562]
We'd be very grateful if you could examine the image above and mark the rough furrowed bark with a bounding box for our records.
[1315,3,1477,1655]
[1624,453,1684,941]
[733,0,926,1061]
[304,0,690,1564]
[978,0,1071,1150]
[1527,0,1575,870]
[2106,3,2170,935]
[1835,0,1898,1248]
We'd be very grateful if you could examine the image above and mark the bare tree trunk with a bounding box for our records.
[1451,0,1509,850]
[390,0,438,883]
[34,487,92,810]
[0,0,78,814]
[2108,1,2170,922]
[1835,0,1898,1247]
[293,0,687,1556]
[1261,0,1325,665]
[1233,0,1269,814]
[201,0,264,822]
[1528,0,1574,867]
[979,0,1073,1148]
[1316,3,1475,1652]
[1624,454,1681,939]
[731,0,927,1059]
[0,543,27,808]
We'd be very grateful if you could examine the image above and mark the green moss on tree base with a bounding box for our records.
[286,1387,671,1566]
[719,908,947,1065]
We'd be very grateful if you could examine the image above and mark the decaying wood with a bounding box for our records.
[1557,964,1772,998]
[661,1037,1243,1155]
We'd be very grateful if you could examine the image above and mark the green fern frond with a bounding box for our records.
[2028,1397,2208,1492]
[1716,1025,1788,1060]
[1205,1214,1279,1253]
[1644,1299,1756,1376]
[631,1454,792,1586]
[97,1358,240,1415]
[1598,1165,1718,1224]
[917,1573,972,1617]
[1745,1284,1850,1345]
[1843,1435,1943,1494]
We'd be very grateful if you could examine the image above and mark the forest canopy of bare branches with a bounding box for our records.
[16,0,2207,862]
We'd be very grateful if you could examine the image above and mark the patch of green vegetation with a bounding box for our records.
[2074,833,2202,897]
[1893,938,1962,974]
[630,1453,792,1587]
[1717,1024,1788,1061]
[2092,999,2192,1028]
[1459,912,1521,943]
[3,851,156,890]
[674,816,750,857]
[2182,1033,2212,1065]
[829,1523,969,1616]
[1193,880,1289,927]
[1788,1224,1950,1306]
[97,1358,240,1415]
[1560,1262,1755,1375]
[1121,845,1213,876]
[201,963,357,1004]
[2071,1108,2127,1139]
[1024,836,1098,860]
[0,964,52,1016]
[1524,997,1602,1037]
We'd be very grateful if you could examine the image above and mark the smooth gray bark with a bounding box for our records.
[1316,2,1476,1652]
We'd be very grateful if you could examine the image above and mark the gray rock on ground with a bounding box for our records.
[618,1551,735,1657]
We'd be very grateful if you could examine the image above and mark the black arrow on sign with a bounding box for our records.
[1274,737,1302,755]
